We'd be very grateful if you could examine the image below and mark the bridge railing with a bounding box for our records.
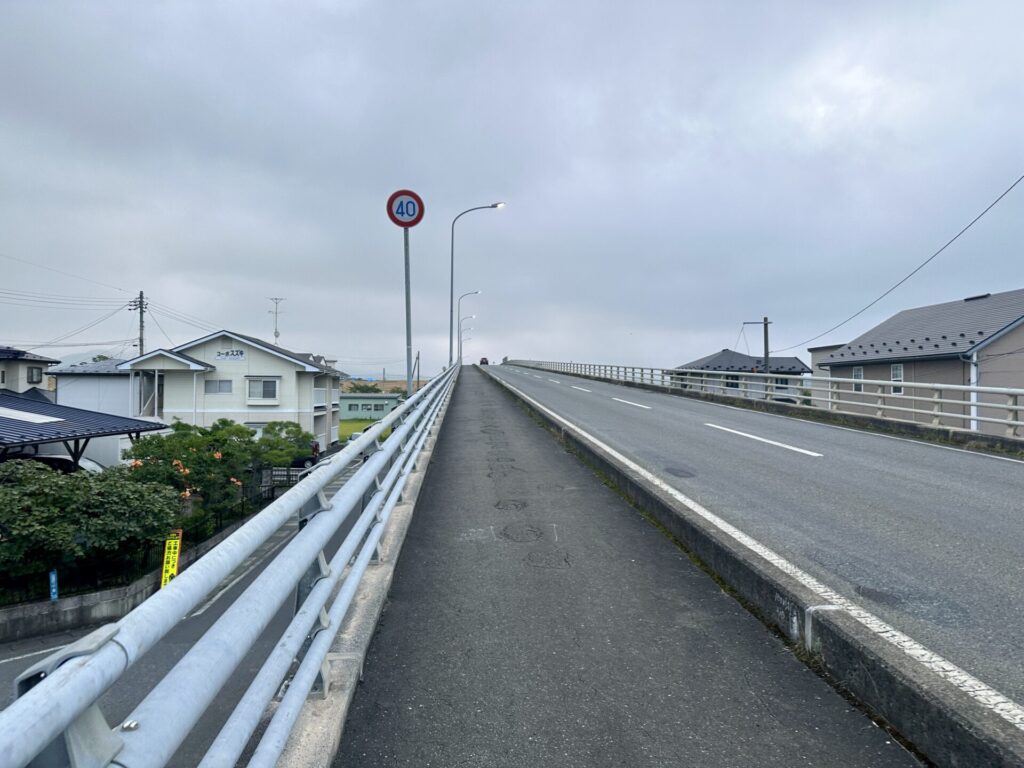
[506,360,1024,438]
[0,364,457,768]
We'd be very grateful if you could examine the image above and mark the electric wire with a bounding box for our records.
[772,171,1024,353]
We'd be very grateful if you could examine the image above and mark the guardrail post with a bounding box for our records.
[1007,394,1019,437]
[830,379,839,411]
[875,385,886,418]
[14,625,124,768]
[931,390,943,426]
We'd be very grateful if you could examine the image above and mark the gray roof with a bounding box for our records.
[0,391,166,448]
[50,359,128,376]
[822,288,1024,367]
[174,330,349,378]
[678,349,811,374]
[0,346,59,364]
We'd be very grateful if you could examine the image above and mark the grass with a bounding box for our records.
[339,419,378,440]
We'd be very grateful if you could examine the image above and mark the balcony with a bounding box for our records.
[314,388,327,408]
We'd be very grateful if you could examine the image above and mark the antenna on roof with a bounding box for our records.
[268,297,285,345]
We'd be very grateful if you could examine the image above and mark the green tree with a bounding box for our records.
[125,419,259,534]
[255,421,316,466]
[349,382,381,393]
[0,461,178,582]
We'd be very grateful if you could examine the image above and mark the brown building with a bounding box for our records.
[819,288,1024,434]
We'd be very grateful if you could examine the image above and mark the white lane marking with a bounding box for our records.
[571,386,591,393]
[612,397,651,410]
[533,375,543,379]
[0,644,66,665]
[548,379,560,384]
[189,534,293,617]
[705,423,823,457]
[490,375,1024,731]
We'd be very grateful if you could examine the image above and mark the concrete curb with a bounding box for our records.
[481,365,1024,768]
[278,375,457,768]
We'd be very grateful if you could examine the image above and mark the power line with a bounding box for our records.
[0,252,131,294]
[26,305,131,350]
[773,171,1024,353]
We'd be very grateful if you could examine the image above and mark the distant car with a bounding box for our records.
[290,454,319,469]
[479,357,489,365]
[0,454,104,474]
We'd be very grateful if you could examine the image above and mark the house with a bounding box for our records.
[675,349,811,400]
[818,288,1024,434]
[117,330,349,449]
[0,346,59,402]
[339,392,403,420]
[49,358,138,465]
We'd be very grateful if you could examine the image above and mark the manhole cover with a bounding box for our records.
[500,523,544,542]
[495,499,528,511]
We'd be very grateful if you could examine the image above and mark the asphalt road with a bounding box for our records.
[338,367,919,767]
[0,459,362,767]
[487,364,1024,707]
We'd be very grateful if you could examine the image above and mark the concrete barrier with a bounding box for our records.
[482,365,1024,768]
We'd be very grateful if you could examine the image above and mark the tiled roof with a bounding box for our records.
[677,349,811,374]
[0,392,165,448]
[822,288,1024,366]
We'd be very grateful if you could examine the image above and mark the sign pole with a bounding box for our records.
[404,227,413,397]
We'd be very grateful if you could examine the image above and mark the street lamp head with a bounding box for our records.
[491,202,506,209]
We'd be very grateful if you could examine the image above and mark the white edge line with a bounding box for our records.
[491,375,1024,731]
[612,397,651,410]
[571,386,591,393]
[0,645,66,665]
[189,534,293,617]
[705,423,823,457]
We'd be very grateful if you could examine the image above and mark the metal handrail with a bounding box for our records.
[0,364,458,768]
[507,360,1024,437]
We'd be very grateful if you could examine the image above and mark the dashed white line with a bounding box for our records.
[489,375,1024,732]
[533,375,543,379]
[612,397,651,410]
[548,379,560,384]
[705,423,822,457]
[571,386,591,393]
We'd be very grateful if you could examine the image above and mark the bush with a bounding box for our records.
[0,461,178,583]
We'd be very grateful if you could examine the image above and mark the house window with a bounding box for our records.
[891,363,904,395]
[204,379,232,394]
[27,367,43,385]
[725,375,739,389]
[247,378,278,400]
[347,404,359,412]
[245,422,268,438]
[852,367,864,393]
[373,403,385,411]
[0,370,5,385]
[361,403,373,411]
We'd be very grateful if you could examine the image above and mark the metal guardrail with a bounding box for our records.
[507,360,1024,438]
[0,364,457,768]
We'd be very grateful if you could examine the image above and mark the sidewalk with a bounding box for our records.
[335,367,920,767]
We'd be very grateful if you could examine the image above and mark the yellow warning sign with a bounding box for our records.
[161,529,183,588]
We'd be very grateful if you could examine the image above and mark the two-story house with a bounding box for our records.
[0,346,59,401]
[117,330,348,448]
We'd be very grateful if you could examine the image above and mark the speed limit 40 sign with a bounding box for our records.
[387,189,425,227]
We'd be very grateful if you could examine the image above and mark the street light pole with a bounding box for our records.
[459,315,475,361]
[457,290,480,359]
[449,204,504,366]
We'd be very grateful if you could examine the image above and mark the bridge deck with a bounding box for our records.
[336,367,919,767]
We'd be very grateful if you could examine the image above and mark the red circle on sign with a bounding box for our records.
[387,189,425,228]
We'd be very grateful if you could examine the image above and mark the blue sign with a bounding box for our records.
[49,569,58,602]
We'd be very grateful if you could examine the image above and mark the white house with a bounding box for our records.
[0,346,59,400]
[117,330,348,449]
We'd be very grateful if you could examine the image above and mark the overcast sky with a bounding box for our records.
[2,1,1022,376]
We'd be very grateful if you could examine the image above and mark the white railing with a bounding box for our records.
[313,387,327,407]
[506,360,1024,439]
[331,388,340,406]
[330,425,339,443]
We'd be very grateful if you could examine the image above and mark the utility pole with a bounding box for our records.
[130,290,146,355]
[743,316,772,399]
[268,297,285,345]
